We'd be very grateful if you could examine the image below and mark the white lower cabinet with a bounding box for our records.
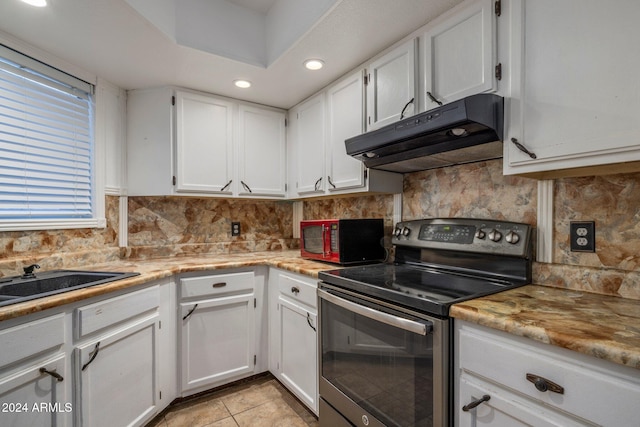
[0,354,69,426]
[75,317,159,427]
[179,269,266,396]
[0,280,171,427]
[73,284,162,427]
[455,320,640,426]
[268,269,318,414]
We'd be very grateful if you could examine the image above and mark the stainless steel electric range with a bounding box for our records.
[317,218,534,427]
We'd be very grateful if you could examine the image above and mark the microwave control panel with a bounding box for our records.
[330,223,339,253]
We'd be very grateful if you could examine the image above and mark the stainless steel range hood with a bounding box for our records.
[345,93,504,173]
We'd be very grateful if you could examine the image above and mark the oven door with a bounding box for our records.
[318,284,449,427]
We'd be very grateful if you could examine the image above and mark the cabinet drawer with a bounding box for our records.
[458,322,640,426]
[76,285,160,338]
[0,314,65,368]
[278,272,317,308]
[180,271,254,299]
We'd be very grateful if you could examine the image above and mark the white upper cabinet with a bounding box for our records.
[237,105,286,197]
[175,91,234,194]
[97,79,127,195]
[326,70,366,191]
[289,73,403,199]
[292,93,326,195]
[127,87,286,198]
[366,38,418,130]
[504,0,640,177]
[421,0,497,110]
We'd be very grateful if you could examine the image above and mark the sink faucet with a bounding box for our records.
[22,264,40,279]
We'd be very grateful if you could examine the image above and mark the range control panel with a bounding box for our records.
[392,218,533,257]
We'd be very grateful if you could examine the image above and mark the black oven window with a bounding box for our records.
[321,297,435,426]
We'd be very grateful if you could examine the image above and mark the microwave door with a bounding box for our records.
[303,224,328,259]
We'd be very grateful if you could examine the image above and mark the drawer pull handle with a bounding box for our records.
[82,342,101,371]
[511,138,537,159]
[526,373,564,394]
[39,367,64,382]
[291,286,300,295]
[212,282,227,288]
[183,304,199,321]
[307,312,316,331]
[462,394,490,411]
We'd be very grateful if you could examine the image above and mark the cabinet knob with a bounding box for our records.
[526,373,564,394]
[291,286,300,295]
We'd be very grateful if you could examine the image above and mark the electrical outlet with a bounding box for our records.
[570,221,595,252]
[231,221,241,236]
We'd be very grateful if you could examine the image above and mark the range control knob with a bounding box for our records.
[401,227,411,237]
[393,227,403,237]
[475,229,486,239]
[488,229,502,242]
[505,231,520,244]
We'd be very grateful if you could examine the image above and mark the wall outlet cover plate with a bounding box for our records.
[570,221,595,252]
[231,221,241,236]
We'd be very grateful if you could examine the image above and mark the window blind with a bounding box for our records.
[0,44,94,221]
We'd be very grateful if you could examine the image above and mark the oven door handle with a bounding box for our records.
[318,289,433,336]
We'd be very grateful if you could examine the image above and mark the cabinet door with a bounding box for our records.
[326,70,366,191]
[422,0,496,110]
[75,317,159,427]
[504,0,640,176]
[180,293,255,393]
[126,87,174,196]
[237,105,286,197]
[175,91,234,193]
[278,296,317,413]
[366,38,417,130]
[0,354,69,427]
[294,93,326,195]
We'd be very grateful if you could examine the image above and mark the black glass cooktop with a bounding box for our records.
[319,263,524,317]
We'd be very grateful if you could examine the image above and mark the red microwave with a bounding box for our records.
[300,219,385,265]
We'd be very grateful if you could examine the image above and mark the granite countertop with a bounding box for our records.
[0,250,331,323]
[450,285,640,370]
[1,251,639,371]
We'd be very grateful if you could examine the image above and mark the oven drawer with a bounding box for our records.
[457,321,640,426]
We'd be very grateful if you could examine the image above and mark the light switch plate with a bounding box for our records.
[570,221,595,252]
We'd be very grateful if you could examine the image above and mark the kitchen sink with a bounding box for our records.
[0,270,140,307]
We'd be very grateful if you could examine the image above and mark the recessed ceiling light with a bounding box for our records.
[234,79,251,89]
[304,59,324,71]
[20,0,47,6]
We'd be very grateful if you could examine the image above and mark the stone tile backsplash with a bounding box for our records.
[1,158,638,299]
[126,196,297,259]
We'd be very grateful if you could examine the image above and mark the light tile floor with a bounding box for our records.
[146,375,319,427]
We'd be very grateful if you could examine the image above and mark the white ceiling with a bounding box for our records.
[228,0,279,15]
[0,0,462,109]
